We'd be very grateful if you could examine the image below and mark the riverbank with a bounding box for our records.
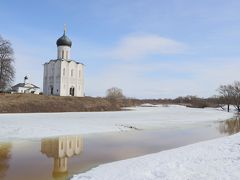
[0,94,141,113]
[72,132,240,180]
[0,93,219,113]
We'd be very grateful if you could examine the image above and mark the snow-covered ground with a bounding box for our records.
[0,104,237,179]
[72,132,240,180]
[0,105,233,140]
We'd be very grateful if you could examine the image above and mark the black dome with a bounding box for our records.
[56,32,72,47]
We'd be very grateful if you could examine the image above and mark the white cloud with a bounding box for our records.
[85,58,240,99]
[105,34,187,61]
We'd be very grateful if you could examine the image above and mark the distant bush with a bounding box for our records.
[173,95,218,108]
[106,87,125,100]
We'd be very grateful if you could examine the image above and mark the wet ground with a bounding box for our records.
[0,118,239,180]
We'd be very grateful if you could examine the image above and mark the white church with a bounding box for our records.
[43,28,84,97]
[12,76,40,94]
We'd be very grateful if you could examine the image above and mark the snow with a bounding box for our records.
[72,132,240,180]
[0,104,237,179]
[0,105,233,140]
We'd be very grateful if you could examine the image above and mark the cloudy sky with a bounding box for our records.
[1,0,240,98]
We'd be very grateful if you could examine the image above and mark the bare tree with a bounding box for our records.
[106,87,125,99]
[217,85,233,112]
[105,87,125,109]
[0,36,15,91]
[231,81,240,112]
[217,81,240,112]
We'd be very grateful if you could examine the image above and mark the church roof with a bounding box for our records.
[12,83,40,89]
[56,31,72,47]
[44,59,84,65]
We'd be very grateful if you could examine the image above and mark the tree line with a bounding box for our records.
[105,83,240,113]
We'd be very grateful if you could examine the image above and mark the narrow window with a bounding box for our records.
[79,70,81,78]
[50,87,53,95]
[66,51,68,59]
[71,69,73,77]
[62,51,64,59]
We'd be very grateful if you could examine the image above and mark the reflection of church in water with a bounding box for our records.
[41,135,82,179]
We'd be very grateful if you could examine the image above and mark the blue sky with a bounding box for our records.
[1,0,240,98]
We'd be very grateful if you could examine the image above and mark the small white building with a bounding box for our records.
[43,29,84,97]
[11,76,40,94]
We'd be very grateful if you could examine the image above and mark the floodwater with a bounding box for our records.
[0,118,239,180]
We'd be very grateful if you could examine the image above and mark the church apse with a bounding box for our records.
[41,135,82,179]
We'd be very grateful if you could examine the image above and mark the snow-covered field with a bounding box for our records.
[0,104,238,180]
[0,105,233,140]
[72,132,240,180]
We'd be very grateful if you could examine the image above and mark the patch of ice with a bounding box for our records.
[0,105,233,140]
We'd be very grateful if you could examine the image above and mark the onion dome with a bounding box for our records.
[56,30,72,47]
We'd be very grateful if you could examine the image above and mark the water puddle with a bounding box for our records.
[0,118,240,180]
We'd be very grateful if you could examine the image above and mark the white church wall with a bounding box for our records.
[43,60,61,96]
[60,60,69,96]
[57,46,71,59]
[54,60,61,95]
[79,64,84,96]
[33,88,41,94]
[60,60,84,97]
[16,87,25,93]
[13,86,40,94]
[43,64,48,94]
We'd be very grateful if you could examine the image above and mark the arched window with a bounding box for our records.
[63,68,65,76]
[69,87,75,96]
[50,86,53,95]
[71,69,73,77]
[66,51,68,59]
[62,50,64,59]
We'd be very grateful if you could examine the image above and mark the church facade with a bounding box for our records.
[43,29,84,97]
